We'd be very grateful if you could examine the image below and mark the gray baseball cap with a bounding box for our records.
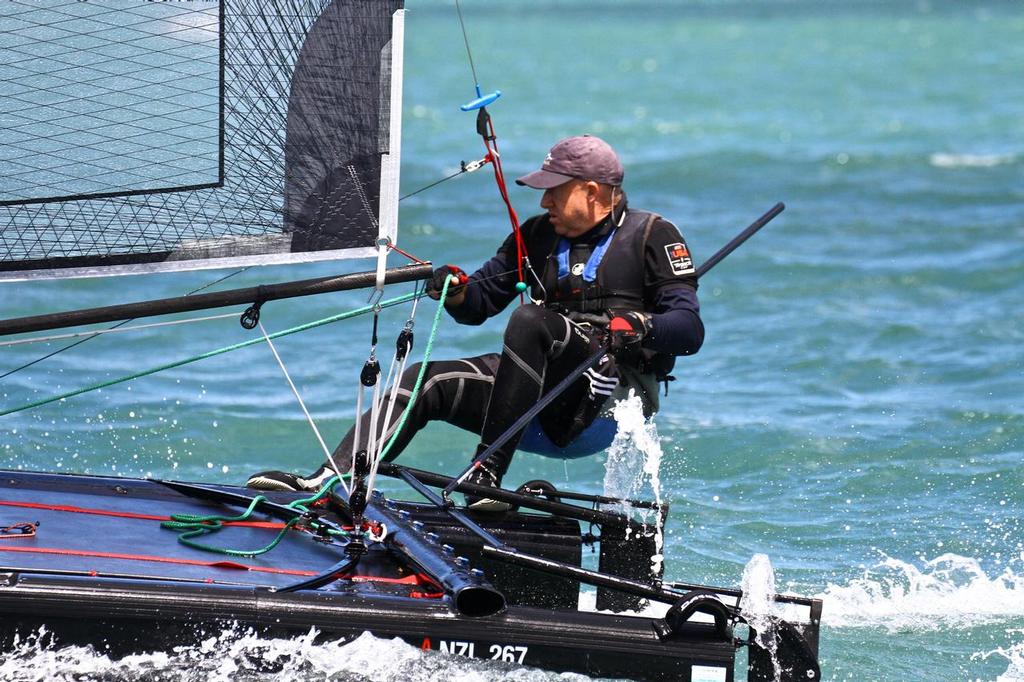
[516,135,624,189]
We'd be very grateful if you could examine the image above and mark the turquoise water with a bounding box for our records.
[3,1,1024,680]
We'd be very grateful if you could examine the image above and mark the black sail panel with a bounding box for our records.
[285,0,404,253]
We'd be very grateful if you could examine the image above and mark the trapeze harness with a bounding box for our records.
[518,207,668,458]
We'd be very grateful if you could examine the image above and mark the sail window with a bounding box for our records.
[0,1,405,280]
[0,1,222,205]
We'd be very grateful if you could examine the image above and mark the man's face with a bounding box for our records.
[539,180,602,238]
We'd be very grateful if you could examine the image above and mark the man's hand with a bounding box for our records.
[607,311,651,352]
[427,264,468,303]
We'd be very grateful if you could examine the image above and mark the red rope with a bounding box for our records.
[348,572,437,586]
[479,114,527,302]
[0,543,446,595]
[0,499,285,529]
[0,544,317,576]
[387,242,429,265]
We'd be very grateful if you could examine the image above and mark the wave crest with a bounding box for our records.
[817,552,1024,632]
[929,152,1017,168]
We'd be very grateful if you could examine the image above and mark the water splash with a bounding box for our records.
[818,552,1024,632]
[973,630,1024,682]
[601,391,664,575]
[0,626,595,682]
[740,553,781,680]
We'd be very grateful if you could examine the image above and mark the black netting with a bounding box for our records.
[0,0,403,277]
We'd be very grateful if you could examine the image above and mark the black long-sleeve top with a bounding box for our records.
[446,207,704,358]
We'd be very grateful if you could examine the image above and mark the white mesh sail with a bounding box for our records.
[0,0,405,281]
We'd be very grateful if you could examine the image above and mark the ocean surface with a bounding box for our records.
[3,1,1023,680]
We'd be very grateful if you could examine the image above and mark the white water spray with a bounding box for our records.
[740,553,781,681]
[602,392,665,575]
[818,552,1024,632]
[974,630,1024,682]
[0,626,591,682]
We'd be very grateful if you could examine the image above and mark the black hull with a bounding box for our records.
[0,469,819,681]
[0,574,735,681]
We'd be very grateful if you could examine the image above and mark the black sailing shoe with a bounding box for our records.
[463,464,512,513]
[245,464,337,493]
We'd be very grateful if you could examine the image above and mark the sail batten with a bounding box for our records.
[0,0,406,282]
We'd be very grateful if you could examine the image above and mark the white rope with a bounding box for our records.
[366,348,405,495]
[365,369,384,479]
[364,294,421,494]
[0,312,238,347]
[352,283,425,498]
[258,321,349,495]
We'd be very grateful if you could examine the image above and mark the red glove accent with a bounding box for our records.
[446,264,469,287]
[428,264,468,299]
[608,317,636,332]
[607,312,651,352]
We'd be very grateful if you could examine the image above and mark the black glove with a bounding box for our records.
[607,311,651,353]
[427,264,468,300]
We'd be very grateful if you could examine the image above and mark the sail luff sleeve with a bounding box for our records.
[379,9,406,249]
[375,8,407,293]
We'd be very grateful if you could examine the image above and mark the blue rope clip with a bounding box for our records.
[460,84,502,112]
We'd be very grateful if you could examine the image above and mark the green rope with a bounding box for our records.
[160,494,302,557]
[1,291,420,417]
[161,475,349,556]
[159,282,455,557]
[156,277,454,558]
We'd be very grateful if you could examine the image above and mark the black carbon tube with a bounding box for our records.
[0,263,432,337]
[370,497,506,617]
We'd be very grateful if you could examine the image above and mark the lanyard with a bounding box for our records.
[556,227,617,282]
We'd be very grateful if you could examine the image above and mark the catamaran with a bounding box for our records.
[0,1,822,680]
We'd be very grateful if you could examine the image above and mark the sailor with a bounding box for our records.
[247,135,703,510]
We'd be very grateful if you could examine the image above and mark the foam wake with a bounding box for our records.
[817,552,1024,632]
[973,630,1024,682]
[929,152,1017,168]
[0,627,592,682]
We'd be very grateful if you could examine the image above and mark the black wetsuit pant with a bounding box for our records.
[329,305,615,478]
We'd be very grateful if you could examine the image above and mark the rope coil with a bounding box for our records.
[160,487,345,557]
